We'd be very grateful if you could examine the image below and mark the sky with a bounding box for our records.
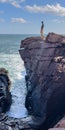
[0,0,65,34]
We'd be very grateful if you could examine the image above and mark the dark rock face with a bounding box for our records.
[0,68,12,113]
[0,114,34,130]
[19,33,65,129]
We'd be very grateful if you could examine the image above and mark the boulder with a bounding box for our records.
[0,68,12,113]
[19,33,65,129]
[46,32,65,43]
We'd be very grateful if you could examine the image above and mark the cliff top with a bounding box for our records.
[46,32,65,43]
[20,32,65,48]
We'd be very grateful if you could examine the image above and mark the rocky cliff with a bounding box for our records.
[0,33,65,130]
[19,32,65,129]
[0,68,12,113]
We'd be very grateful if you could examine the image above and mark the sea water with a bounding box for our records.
[0,34,35,118]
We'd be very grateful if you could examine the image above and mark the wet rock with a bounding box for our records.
[19,33,65,129]
[0,122,12,130]
[0,65,35,130]
[0,113,8,121]
[0,115,35,130]
[0,68,12,113]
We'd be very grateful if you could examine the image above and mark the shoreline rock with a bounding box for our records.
[0,68,12,113]
[1,32,65,130]
[0,114,32,130]
[19,32,65,129]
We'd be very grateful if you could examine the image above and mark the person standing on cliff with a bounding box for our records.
[40,21,44,37]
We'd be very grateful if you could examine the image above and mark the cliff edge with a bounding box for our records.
[19,32,65,129]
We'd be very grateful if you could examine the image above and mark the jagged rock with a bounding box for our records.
[0,68,12,113]
[0,113,8,121]
[19,33,65,129]
[0,115,35,130]
[0,122,13,130]
[54,116,65,128]
[46,32,65,43]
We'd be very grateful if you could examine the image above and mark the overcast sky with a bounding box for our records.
[0,0,65,34]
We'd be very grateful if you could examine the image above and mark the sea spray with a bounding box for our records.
[0,34,30,118]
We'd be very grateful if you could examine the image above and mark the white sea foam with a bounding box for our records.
[0,34,34,118]
[0,53,27,118]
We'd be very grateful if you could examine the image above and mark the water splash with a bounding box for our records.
[0,54,27,118]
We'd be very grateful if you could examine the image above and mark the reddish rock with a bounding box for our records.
[19,33,65,129]
[49,128,65,130]
[46,32,65,43]
[54,117,65,128]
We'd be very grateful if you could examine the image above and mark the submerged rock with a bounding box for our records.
[19,33,65,129]
[0,68,12,113]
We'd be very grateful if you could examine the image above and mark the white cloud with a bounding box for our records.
[52,19,65,24]
[0,11,4,14]
[11,1,21,8]
[0,0,25,8]
[0,18,5,22]
[11,18,26,23]
[25,3,65,16]
[18,0,25,1]
[0,0,10,3]
[0,0,9,2]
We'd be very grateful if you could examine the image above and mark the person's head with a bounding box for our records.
[41,21,43,24]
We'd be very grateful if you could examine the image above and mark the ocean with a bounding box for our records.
[0,34,36,118]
